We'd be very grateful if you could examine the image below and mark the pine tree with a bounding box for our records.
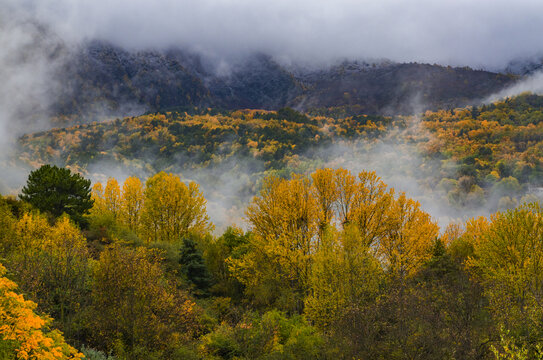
[179,238,212,296]
[19,165,93,228]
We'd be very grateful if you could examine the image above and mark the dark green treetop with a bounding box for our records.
[180,237,213,297]
[19,165,93,227]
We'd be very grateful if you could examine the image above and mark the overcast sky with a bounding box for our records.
[6,0,543,69]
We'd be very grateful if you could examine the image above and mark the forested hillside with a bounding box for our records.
[19,108,394,172]
[17,94,543,219]
[422,93,543,209]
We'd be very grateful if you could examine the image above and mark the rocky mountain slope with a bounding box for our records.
[50,41,517,119]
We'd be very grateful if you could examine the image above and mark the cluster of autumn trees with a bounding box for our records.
[0,200,203,359]
[1,165,543,358]
[230,169,438,314]
[423,93,543,209]
[90,173,211,243]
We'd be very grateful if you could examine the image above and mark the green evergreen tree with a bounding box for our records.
[19,165,93,228]
[179,237,213,296]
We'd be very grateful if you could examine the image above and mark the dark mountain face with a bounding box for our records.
[505,56,543,75]
[206,54,301,110]
[52,41,212,117]
[292,62,517,114]
[47,41,518,120]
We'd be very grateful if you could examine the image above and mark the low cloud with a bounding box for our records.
[484,71,543,103]
[10,0,543,69]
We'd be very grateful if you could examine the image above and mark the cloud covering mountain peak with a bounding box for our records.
[9,0,543,69]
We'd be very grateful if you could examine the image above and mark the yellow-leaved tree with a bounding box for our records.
[231,168,438,314]
[235,175,318,311]
[90,183,106,215]
[466,203,543,349]
[333,168,358,226]
[0,199,16,255]
[378,193,439,278]
[103,178,121,218]
[350,170,393,248]
[90,173,211,243]
[141,172,211,243]
[120,176,144,232]
[311,168,338,235]
[305,224,382,330]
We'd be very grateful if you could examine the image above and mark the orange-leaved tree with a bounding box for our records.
[0,263,83,359]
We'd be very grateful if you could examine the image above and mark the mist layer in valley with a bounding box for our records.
[12,97,543,232]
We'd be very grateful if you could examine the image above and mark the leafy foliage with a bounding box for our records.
[7,214,89,337]
[199,310,329,360]
[232,168,438,312]
[423,93,543,208]
[88,245,203,357]
[464,203,543,356]
[141,172,211,243]
[89,172,211,244]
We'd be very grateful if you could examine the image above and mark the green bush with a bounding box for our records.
[81,346,116,360]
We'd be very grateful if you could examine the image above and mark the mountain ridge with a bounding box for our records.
[47,40,518,121]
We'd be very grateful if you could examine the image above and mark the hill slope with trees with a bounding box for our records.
[16,94,543,216]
